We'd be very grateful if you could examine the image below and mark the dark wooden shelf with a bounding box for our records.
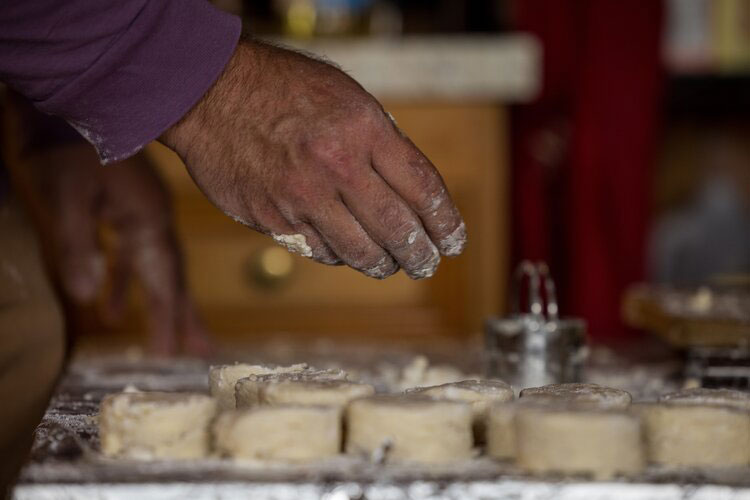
[665,73,750,121]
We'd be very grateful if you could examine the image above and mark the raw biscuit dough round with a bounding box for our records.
[485,402,517,460]
[261,379,375,407]
[406,379,514,443]
[659,387,750,411]
[520,383,632,409]
[515,405,645,479]
[208,363,308,410]
[99,391,217,460]
[213,405,341,462]
[234,368,348,409]
[635,402,750,468]
[345,395,473,463]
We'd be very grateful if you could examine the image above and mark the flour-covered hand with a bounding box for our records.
[161,39,466,279]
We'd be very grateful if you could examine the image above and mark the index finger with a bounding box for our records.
[371,124,467,257]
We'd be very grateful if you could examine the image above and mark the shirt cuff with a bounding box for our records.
[36,0,241,164]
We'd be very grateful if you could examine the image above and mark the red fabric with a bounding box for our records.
[511,1,664,339]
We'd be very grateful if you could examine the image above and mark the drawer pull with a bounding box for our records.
[247,246,296,289]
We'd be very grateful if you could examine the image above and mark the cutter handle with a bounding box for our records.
[513,260,559,321]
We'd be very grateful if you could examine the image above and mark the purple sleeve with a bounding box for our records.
[0,0,241,164]
[8,92,84,154]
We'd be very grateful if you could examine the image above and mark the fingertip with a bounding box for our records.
[362,255,399,279]
[438,221,467,257]
[404,242,441,280]
[311,245,342,266]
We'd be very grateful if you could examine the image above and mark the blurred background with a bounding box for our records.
[2,0,749,356]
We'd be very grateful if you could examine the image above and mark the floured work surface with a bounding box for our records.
[15,356,750,500]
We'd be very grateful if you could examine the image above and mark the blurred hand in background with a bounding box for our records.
[34,147,209,356]
[5,94,211,356]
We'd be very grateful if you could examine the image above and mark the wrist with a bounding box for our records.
[159,39,262,158]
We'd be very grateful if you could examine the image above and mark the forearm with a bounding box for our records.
[0,0,241,164]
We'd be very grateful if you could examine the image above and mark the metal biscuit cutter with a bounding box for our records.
[485,261,588,391]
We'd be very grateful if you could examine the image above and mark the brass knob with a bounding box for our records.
[247,246,296,289]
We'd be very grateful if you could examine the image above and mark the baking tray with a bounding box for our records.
[13,356,750,500]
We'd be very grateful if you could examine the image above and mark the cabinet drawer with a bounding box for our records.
[184,234,426,308]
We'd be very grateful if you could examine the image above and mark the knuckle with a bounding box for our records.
[283,175,317,203]
[351,101,386,130]
[404,163,446,214]
[413,186,445,214]
[304,135,357,181]
[305,135,345,163]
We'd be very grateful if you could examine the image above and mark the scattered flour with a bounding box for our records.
[429,196,443,212]
[272,233,313,258]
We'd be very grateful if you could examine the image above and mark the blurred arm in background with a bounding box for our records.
[5,93,211,356]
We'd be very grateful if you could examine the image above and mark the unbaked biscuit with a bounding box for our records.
[213,405,341,462]
[234,368,347,408]
[406,379,514,443]
[485,402,517,460]
[515,404,644,479]
[99,391,217,460]
[635,402,750,468]
[208,363,308,410]
[260,379,374,407]
[346,395,473,463]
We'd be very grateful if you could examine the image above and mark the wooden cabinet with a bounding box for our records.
[146,102,509,341]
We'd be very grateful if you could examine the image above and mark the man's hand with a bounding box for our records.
[161,40,466,279]
[21,145,211,356]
